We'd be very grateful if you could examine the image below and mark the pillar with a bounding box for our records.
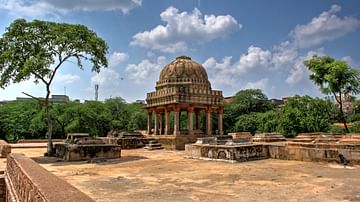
[165,109,170,135]
[195,110,200,130]
[206,107,212,136]
[174,106,180,136]
[147,110,152,135]
[154,111,159,135]
[218,107,224,136]
[159,113,163,135]
[188,107,194,135]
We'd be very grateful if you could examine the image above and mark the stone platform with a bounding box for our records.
[253,133,286,142]
[55,143,121,161]
[152,135,231,150]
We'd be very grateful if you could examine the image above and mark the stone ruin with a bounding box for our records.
[186,132,360,164]
[99,130,153,149]
[55,133,121,161]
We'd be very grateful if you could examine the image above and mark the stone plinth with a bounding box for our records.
[292,133,325,142]
[253,133,286,142]
[228,132,253,142]
[0,140,11,158]
[338,134,360,144]
[99,137,152,149]
[144,140,163,150]
[55,143,121,161]
[313,134,343,143]
[185,143,266,163]
[195,137,217,144]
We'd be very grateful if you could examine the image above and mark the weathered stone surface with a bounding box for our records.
[55,143,121,161]
[253,133,286,142]
[229,132,253,142]
[0,140,11,158]
[338,133,360,144]
[185,144,267,162]
[5,153,94,201]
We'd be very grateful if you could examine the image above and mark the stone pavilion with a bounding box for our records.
[146,56,224,149]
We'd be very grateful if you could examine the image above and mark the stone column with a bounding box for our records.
[164,109,170,135]
[206,107,212,136]
[147,110,152,135]
[218,107,224,136]
[174,106,180,136]
[154,111,159,135]
[188,107,194,135]
[159,113,163,135]
[195,110,200,130]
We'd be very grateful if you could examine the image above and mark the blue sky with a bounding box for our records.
[0,0,360,102]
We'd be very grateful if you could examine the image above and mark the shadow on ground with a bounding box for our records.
[31,155,148,166]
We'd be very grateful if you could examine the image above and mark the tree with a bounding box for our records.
[0,19,108,154]
[278,96,332,137]
[304,55,360,133]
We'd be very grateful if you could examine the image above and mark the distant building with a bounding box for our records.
[334,93,353,114]
[14,94,70,103]
[224,96,233,104]
[135,100,146,105]
[270,99,284,106]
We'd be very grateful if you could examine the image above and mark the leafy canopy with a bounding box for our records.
[304,55,360,96]
[0,19,108,87]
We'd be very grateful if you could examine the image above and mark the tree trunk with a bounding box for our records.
[338,93,349,133]
[45,85,53,155]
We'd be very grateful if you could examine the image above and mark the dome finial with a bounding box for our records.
[176,55,191,60]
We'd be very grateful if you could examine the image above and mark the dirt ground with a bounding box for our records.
[12,147,360,202]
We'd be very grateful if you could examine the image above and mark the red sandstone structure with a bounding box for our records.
[145,56,224,149]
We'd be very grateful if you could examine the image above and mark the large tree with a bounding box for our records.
[304,55,360,132]
[0,19,108,154]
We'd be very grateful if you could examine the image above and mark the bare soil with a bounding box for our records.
[13,148,360,202]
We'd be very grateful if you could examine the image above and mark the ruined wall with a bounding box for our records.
[0,140,11,158]
[0,175,5,201]
[5,153,95,201]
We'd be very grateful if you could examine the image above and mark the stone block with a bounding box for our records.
[0,140,11,158]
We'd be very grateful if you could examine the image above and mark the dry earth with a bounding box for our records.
[13,148,360,202]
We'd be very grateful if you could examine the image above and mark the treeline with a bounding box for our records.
[1,89,360,142]
[224,89,360,136]
[0,97,147,141]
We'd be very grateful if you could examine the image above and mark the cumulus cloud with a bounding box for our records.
[290,4,360,48]
[131,6,241,53]
[244,78,269,91]
[0,0,142,18]
[55,73,80,84]
[108,52,129,67]
[234,46,272,73]
[126,56,166,83]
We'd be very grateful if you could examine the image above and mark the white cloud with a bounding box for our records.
[0,0,142,18]
[244,78,269,91]
[55,73,80,84]
[290,4,360,48]
[235,46,272,73]
[126,56,166,83]
[285,50,324,85]
[108,52,129,67]
[91,68,120,86]
[130,6,241,53]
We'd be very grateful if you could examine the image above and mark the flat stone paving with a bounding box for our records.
[12,147,360,202]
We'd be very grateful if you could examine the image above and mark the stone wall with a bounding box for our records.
[55,143,121,161]
[0,175,5,201]
[0,140,11,158]
[5,153,94,201]
[155,135,199,150]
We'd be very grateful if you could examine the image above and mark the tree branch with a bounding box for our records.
[30,71,49,86]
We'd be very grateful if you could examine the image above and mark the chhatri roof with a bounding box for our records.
[159,56,209,82]
[146,56,223,108]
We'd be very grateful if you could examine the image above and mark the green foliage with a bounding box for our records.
[224,89,274,133]
[234,113,258,135]
[256,110,279,133]
[304,55,360,132]
[278,96,332,137]
[0,97,147,141]
[350,122,360,133]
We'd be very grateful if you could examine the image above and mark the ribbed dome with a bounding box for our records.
[159,56,208,82]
